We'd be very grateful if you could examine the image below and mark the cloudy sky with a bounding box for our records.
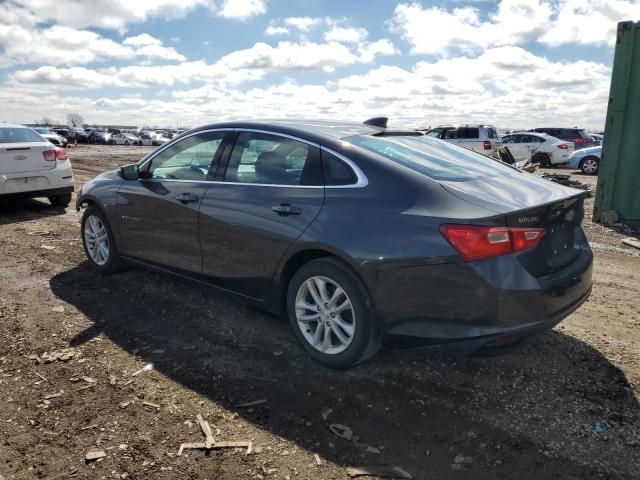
[1,0,638,129]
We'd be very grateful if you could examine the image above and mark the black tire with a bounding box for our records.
[124,140,129,145]
[286,257,380,369]
[532,153,550,167]
[49,193,72,207]
[81,205,127,274]
[579,156,599,175]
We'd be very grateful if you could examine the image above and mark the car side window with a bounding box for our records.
[426,128,443,138]
[225,131,322,186]
[443,128,458,139]
[501,135,513,144]
[147,131,224,181]
[322,150,358,186]
[528,135,544,143]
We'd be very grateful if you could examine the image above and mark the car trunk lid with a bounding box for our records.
[0,142,56,174]
[440,173,587,276]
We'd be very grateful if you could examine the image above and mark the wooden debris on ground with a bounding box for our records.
[622,237,640,250]
[85,450,107,462]
[178,414,252,456]
[235,399,267,407]
[346,465,413,479]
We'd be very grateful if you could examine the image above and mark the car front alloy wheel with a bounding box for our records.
[81,206,126,273]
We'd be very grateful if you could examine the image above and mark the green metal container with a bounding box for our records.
[593,21,640,224]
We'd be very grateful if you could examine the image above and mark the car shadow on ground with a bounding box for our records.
[50,264,640,479]
[0,197,68,225]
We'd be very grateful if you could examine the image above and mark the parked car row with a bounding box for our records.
[418,124,601,174]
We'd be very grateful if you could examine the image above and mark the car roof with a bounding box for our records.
[192,119,380,142]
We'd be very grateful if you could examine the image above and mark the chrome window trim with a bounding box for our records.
[136,127,368,189]
[320,146,368,189]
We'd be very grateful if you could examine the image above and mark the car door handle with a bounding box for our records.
[175,193,199,204]
[272,204,301,216]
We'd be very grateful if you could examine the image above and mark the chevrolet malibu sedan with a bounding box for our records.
[1,123,74,206]
[76,119,593,369]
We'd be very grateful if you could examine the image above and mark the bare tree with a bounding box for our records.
[67,112,84,128]
[40,117,53,126]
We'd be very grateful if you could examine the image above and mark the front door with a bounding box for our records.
[116,130,226,272]
[199,130,325,299]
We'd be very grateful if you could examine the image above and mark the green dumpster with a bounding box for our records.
[593,21,640,225]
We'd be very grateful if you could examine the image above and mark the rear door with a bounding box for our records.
[199,130,325,299]
[455,127,482,152]
[116,130,228,272]
[501,134,529,161]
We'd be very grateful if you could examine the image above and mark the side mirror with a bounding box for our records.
[120,164,140,180]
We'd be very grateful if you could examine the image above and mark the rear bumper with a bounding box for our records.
[0,185,74,199]
[373,242,593,353]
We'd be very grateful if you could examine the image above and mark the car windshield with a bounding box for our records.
[0,127,47,143]
[346,134,517,181]
[34,128,53,134]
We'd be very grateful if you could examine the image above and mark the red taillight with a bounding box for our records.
[55,148,69,160]
[483,140,491,150]
[556,143,570,149]
[440,225,545,261]
[43,150,56,161]
[572,138,587,144]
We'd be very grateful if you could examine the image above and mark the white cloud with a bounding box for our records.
[283,16,323,32]
[123,33,186,61]
[0,20,187,67]
[389,0,554,55]
[217,0,266,20]
[265,25,289,36]
[389,0,639,55]
[6,0,211,30]
[541,0,640,47]
[324,26,368,44]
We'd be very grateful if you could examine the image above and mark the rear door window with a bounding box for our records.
[459,127,480,139]
[225,131,322,186]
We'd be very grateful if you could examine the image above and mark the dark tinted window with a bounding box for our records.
[225,131,322,186]
[458,127,480,139]
[322,151,357,186]
[442,128,458,139]
[348,134,517,181]
[486,128,497,139]
[148,131,224,181]
[426,128,444,138]
[0,127,45,143]
[501,135,514,144]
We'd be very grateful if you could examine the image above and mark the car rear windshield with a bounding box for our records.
[347,134,517,181]
[0,127,46,143]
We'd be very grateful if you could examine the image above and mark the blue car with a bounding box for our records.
[567,145,601,175]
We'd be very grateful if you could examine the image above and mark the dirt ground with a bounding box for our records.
[1,144,639,480]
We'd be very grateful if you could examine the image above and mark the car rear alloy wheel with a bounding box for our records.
[295,276,355,354]
[581,157,599,175]
[287,258,380,369]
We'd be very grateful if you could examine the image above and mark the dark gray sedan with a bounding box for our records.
[76,119,593,369]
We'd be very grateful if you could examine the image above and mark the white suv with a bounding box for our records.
[0,124,74,206]
[424,125,501,156]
